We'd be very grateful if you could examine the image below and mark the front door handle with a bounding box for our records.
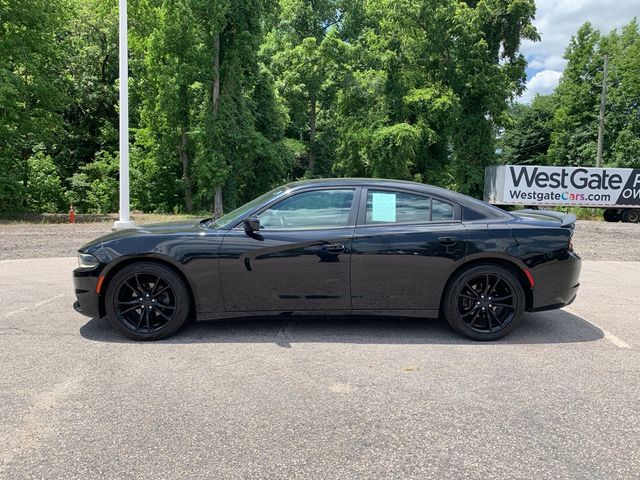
[438,236,457,246]
[323,243,346,254]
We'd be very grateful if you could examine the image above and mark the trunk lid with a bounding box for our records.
[510,209,577,229]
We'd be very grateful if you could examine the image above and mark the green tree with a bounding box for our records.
[500,94,557,165]
[546,19,640,168]
[332,0,538,195]
[547,23,602,166]
[56,0,119,181]
[263,0,349,175]
[26,151,66,213]
[66,150,119,213]
[607,20,640,167]
[0,0,71,212]
[132,0,290,216]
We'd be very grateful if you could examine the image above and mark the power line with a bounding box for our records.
[596,53,609,167]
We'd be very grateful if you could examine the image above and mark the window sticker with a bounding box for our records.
[371,192,396,222]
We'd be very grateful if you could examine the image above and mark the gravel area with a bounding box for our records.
[0,223,113,260]
[0,219,638,261]
[573,220,640,262]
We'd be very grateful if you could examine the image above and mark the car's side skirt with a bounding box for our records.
[196,309,440,322]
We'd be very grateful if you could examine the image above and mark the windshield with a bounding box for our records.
[210,186,288,229]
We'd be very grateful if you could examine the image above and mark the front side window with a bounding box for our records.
[258,189,355,230]
[365,190,454,224]
[211,186,287,229]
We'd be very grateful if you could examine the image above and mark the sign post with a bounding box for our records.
[114,0,134,229]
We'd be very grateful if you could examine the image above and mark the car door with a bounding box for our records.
[219,187,359,312]
[351,188,467,312]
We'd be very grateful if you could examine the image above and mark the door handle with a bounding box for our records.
[323,243,346,254]
[438,236,457,246]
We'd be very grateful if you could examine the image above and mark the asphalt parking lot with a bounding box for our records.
[1,255,639,478]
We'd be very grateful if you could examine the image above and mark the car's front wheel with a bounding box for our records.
[105,262,191,340]
[442,265,525,341]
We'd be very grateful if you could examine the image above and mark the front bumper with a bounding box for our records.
[73,266,102,318]
[530,252,582,311]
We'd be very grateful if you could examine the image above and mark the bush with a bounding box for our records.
[65,150,119,213]
[26,152,66,213]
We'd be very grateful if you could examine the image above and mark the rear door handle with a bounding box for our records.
[323,243,346,254]
[438,236,457,246]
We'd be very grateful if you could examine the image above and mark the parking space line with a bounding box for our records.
[2,294,66,319]
[564,307,631,349]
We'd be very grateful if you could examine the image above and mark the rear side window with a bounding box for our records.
[365,190,455,224]
[432,198,454,221]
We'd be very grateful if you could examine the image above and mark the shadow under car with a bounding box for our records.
[79,309,603,346]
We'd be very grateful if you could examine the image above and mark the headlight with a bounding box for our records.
[78,253,100,269]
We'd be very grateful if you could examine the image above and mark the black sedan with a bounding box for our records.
[73,178,581,341]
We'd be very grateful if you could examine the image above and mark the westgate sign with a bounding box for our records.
[484,165,640,207]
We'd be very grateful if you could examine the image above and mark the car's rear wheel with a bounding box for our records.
[105,262,190,340]
[442,265,525,341]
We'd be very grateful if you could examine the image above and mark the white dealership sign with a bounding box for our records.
[485,165,640,207]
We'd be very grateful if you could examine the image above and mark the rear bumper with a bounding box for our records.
[73,267,102,318]
[529,252,581,311]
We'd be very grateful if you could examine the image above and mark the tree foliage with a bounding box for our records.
[502,19,640,169]
[1,0,551,214]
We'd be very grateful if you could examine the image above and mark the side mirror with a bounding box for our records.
[243,215,260,232]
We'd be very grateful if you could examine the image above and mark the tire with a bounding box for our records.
[622,209,640,223]
[603,209,621,222]
[105,262,191,340]
[442,264,525,341]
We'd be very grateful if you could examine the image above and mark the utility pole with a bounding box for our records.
[596,53,609,168]
[114,0,134,229]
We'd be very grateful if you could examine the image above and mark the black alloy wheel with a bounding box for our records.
[105,262,190,340]
[443,265,525,340]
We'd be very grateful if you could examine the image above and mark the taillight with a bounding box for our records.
[568,236,574,253]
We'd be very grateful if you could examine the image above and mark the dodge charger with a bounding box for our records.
[73,178,581,341]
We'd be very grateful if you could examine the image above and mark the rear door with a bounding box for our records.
[351,188,467,311]
[219,188,358,312]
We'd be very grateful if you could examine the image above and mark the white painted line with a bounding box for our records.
[564,307,631,349]
[2,294,66,319]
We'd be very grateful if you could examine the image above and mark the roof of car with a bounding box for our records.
[284,177,512,220]
[285,177,466,202]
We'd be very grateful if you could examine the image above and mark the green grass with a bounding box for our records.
[549,206,604,221]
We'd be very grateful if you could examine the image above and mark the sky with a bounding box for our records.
[518,0,640,103]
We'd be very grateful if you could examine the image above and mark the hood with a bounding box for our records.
[78,219,209,252]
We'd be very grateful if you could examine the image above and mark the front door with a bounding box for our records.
[219,188,358,312]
